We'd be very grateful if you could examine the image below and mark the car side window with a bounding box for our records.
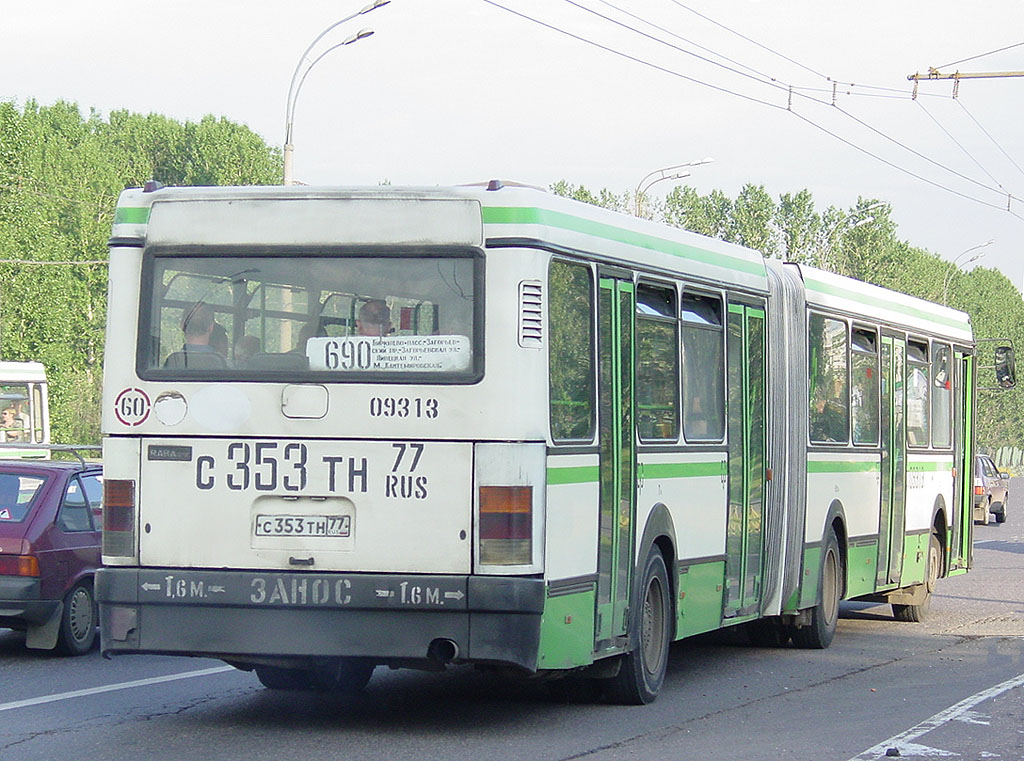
[81,473,103,525]
[58,476,94,532]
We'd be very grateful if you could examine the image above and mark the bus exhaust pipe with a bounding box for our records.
[428,638,460,664]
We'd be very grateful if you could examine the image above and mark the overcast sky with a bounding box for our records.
[5,1,1024,289]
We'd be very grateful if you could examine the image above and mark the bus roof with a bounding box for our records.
[0,361,47,383]
[795,263,973,343]
[111,183,769,293]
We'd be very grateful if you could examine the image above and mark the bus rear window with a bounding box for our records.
[138,253,481,383]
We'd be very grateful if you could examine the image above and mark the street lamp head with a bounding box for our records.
[360,0,391,12]
[343,28,375,44]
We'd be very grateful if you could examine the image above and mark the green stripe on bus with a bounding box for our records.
[807,460,881,473]
[113,206,150,225]
[547,465,600,485]
[642,461,727,479]
[483,206,767,278]
[907,461,953,472]
[805,277,970,333]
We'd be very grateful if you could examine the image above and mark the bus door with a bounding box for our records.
[723,301,767,618]
[877,334,907,587]
[949,351,974,572]
[595,277,636,649]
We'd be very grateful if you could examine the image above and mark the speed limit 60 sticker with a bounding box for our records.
[114,387,151,426]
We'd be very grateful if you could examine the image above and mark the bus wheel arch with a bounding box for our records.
[604,547,672,704]
[792,507,845,650]
[635,503,678,638]
[822,500,848,599]
[602,504,676,705]
[931,496,948,578]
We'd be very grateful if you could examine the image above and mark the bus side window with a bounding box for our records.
[808,314,849,444]
[681,292,725,441]
[636,283,679,442]
[548,259,595,442]
[931,343,952,448]
[851,327,879,446]
[31,385,44,443]
[906,339,930,448]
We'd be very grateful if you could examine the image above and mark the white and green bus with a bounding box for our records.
[0,361,50,455]
[97,182,994,704]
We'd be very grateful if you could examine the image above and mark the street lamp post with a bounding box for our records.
[943,240,994,304]
[634,157,714,217]
[283,0,390,185]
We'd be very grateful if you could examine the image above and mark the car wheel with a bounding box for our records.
[56,581,97,656]
[995,504,1007,524]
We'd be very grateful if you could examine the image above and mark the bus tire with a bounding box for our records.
[893,533,940,623]
[792,531,841,649]
[311,659,375,694]
[56,581,97,656]
[255,665,313,690]
[746,617,791,648]
[604,549,671,705]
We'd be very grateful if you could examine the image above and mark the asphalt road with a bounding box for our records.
[1,489,1022,761]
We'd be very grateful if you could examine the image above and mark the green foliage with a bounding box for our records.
[0,100,281,444]
[552,178,1024,449]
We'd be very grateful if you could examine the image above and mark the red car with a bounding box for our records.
[0,458,102,654]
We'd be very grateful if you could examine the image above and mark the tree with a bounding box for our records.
[0,100,281,444]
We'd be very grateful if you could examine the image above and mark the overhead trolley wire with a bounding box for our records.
[478,0,782,110]
[915,99,1012,194]
[788,109,1024,220]
[479,0,1024,221]
[560,0,1022,206]
[956,99,1024,181]
[666,0,924,98]
[937,40,1024,70]
[665,0,828,80]
[588,0,787,90]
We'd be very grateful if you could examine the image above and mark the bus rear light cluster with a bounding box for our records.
[103,479,137,557]
[0,554,40,577]
[478,485,533,566]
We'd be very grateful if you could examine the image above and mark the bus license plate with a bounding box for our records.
[254,515,351,538]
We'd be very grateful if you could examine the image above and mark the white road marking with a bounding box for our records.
[848,670,1024,760]
[0,665,236,713]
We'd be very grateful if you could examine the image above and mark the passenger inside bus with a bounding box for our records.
[233,335,260,364]
[164,303,228,369]
[356,300,393,337]
[1,406,25,442]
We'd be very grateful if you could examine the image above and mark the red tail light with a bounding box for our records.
[479,486,532,565]
[0,554,40,577]
[103,479,136,557]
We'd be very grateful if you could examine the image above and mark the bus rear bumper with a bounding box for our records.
[96,567,545,671]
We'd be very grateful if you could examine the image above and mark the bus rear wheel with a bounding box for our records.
[255,665,313,690]
[605,550,671,705]
[310,659,375,694]
[893,533,941,623]
[792,531,841,649]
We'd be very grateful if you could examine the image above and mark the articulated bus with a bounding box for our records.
[97,182,990,704]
